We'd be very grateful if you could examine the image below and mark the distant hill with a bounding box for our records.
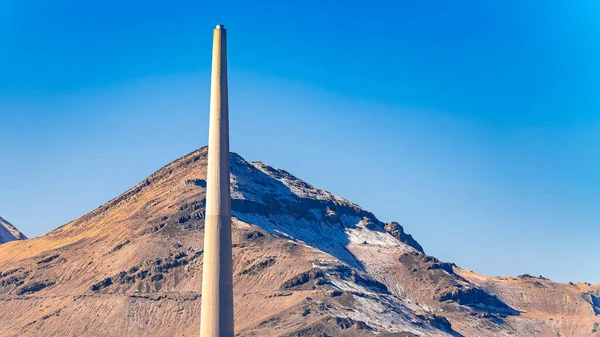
[0,216,27,244]
[0,147,598,336]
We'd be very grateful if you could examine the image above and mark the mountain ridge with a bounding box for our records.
[0,147,598,336]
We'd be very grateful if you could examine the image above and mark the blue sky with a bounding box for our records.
[1,0,599,283]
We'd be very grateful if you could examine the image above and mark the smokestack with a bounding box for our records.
[200,24,234,337]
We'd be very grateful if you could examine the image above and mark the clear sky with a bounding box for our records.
[1,0,599,283]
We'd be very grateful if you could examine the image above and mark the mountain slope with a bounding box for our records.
[0,147,598,337]
[0,216,27,244]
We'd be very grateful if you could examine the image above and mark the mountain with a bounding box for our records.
[0,216,27,244]
[0,147,598,336]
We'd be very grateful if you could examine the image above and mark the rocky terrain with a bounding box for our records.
[0,147,598,336]
[0,216,27,244]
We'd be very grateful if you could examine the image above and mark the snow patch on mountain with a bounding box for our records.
[232,211,362,266]
[251,161,351,204]
[345,218,404,246]
[328,294,449,336]
[0,216,27,244]
[230,155,297,204]
[230,152,421,269]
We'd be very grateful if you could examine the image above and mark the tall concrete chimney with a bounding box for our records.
[200,24,234,337]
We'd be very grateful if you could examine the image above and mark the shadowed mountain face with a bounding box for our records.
[0,147,598,337]
[0,216,27,244]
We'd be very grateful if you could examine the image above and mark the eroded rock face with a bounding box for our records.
[384,221,424,253]
[0,147,597,337]
[281,268,326,291]
[396,250,519,320]
[438,286,518,315]
[282,316,374,337]
[17,280,55,295]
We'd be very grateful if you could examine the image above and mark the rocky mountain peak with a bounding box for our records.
[0,147,598,336]
[0,216,27,244]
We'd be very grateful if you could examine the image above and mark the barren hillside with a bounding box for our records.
[0,147,598,336]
